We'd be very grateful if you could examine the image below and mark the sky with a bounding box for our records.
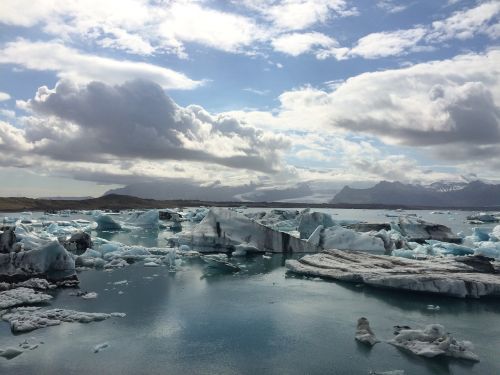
[0,0,499,198]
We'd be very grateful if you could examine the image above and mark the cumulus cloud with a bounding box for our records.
[348,28,427,59]
[273,1,500,59]
[227,50,500,164]
[0,40,201,89]
[271,32,338,56]
[0,92,11,101]
[12,79,289,173]
[240,0,357,30]
[0,0,267,58]
[428,1,500,42]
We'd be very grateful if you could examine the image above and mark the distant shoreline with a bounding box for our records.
[0,194,499,213]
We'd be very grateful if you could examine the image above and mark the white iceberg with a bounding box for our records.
[389,324,479,361]
[125,209,159,229]
[322,226,386,252]
[0,287,52,309]
[286,250,500,298]
[0,306,123,333]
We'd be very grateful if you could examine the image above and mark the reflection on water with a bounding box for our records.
[1,255,499,375]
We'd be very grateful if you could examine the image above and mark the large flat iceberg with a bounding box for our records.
[286,250,500,298]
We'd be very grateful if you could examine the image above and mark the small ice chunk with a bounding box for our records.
[113,280,128,285]
[110,312,126,318]
[144,262,160,267]
[93,342,109,353]
[355,317,379,346]
[426,305,440,311]
[81,292,98,299]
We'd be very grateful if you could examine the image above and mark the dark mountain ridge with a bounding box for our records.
[331,180,500,207]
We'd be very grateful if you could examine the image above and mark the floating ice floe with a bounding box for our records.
[175,208,318,253]
[81,292,98,299]
[355,317,379,346]
[0,307,124,333]
[93,342,109,353]
[248,209,302,232]
[466,212,498,223]
[321,226,386,252]
[0,241,75,282]
[0,226,16,253]
[124,209,159,229]
[183,207,209,223]
[1,278,53,291]
[286,250,500,298]
[298,211,335,239]
[95,214,122,231]
[389,324,479,361]
[0,287,52,309]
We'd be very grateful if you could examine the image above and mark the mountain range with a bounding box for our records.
[331,180,500,208]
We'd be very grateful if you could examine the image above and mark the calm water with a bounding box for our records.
[1,209,499,374]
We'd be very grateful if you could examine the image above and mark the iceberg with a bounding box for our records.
[389,324,479,361]
[125,209,159,229]
[466,212,498,223]
[491,225,500,241]
[322,226,386,252]
[0,307,121,333]
[0,287,52,309]
[355,317,379,346]
[176,208,318,253]
[0,226,16,253]
[95,214,122,231]
[0,241,75,282]
[63,231,93,255]
[298,211,335,239]
[286,250,500,298]
[395,216,461,243]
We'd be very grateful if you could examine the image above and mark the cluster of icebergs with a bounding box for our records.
[0,205,499,365]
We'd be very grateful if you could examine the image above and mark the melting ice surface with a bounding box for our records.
[1,208,500,375]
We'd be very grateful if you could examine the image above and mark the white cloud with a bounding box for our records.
[428,1,500,42]
[275,1,500,60]
[0,0,267,58]
[0,92,11,101]
[0,39,201,90]
[376,0,410,14]
[349,28,427,59]
[157,2,266,56]
[240,0,357,31]
[227,50,500,165]
[271,32,337,56]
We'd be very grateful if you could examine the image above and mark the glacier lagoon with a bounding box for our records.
[1,208,500,375]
